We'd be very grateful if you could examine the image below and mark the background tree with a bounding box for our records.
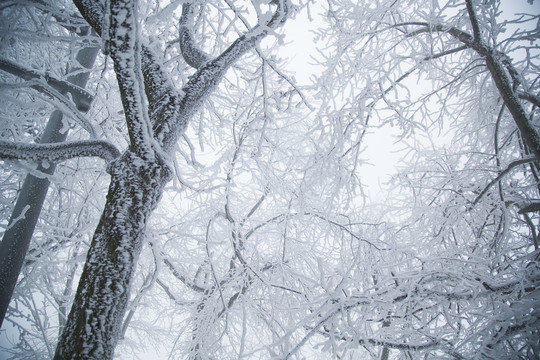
[1,0,539,359]
[309,0,540,358]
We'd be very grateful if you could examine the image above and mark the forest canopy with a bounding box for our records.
[0,0,539,359]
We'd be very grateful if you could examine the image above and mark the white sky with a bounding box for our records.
[278,0,540,202]
[1,0,538,358]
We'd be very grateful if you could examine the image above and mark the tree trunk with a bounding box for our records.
[53,151,171,359]
[51,2,290,357]
[0,44,99,328]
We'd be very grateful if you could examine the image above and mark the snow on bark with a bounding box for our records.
[55,1,292,358]
[54,151,172,359]
[178,4,211,69]
[108,0,155,160]
[0,139,121,163]
[179,25,211,69]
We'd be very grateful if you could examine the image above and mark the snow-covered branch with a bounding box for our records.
[0,57,94,112]
[178,3,211,69]
[107,0,155,159]
[0,139,120,163]
[471,158,537,208]
[518,91,540,109]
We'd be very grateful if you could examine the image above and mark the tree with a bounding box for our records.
[1,0,295,358]
[309,0,540,358]
[1,0,539,359]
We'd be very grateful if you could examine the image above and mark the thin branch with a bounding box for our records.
[0,57,94,112]
[471,157,536,207]
[162,256,206,293]
[31,80,98,137]
[522,213,538,250]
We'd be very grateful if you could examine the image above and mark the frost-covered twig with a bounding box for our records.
[162,256,206,293]
[31,81,99,138]
[0,139,120,163]
[471,156,536,207]
[0,57,94,112]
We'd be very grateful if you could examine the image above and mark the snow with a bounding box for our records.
[0,139,121,163]
[3,1,540,359]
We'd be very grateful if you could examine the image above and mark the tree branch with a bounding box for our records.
[0,57,94,112]
[471,157,536,207]
[179,3,211,69]
[0,139,120,163]
[517,201,540,214]
[518,91,540,109]
[465,0,482,42]
[402,15,540,162]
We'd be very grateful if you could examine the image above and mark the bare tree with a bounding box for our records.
[2,0,539,359]
[1,0,294,358]
[308,0,540,358]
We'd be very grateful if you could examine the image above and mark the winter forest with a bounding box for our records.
[0,0,539,359]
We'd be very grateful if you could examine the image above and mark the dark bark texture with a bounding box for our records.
[0,43,99,328]
[54,152,171,359]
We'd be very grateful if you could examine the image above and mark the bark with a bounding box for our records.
[0,42,99,328]
[54,1,290,358]
[53,151,171,359]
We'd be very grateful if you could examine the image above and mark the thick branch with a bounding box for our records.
[518,201,540,214]
[107,0,155,159]
[179,3,211,69]
[0,139,120,163]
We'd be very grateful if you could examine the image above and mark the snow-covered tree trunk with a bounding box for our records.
[0,32,99,328]
[51,1,290,358]
[53,151,171,358]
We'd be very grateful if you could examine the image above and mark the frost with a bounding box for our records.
[0,139,121,163]
[4,205,30,232]
[4,1,539,360]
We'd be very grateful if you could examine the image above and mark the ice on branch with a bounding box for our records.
[0,139,121,163]
[0,57,94,112]
[179,25,212,69]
